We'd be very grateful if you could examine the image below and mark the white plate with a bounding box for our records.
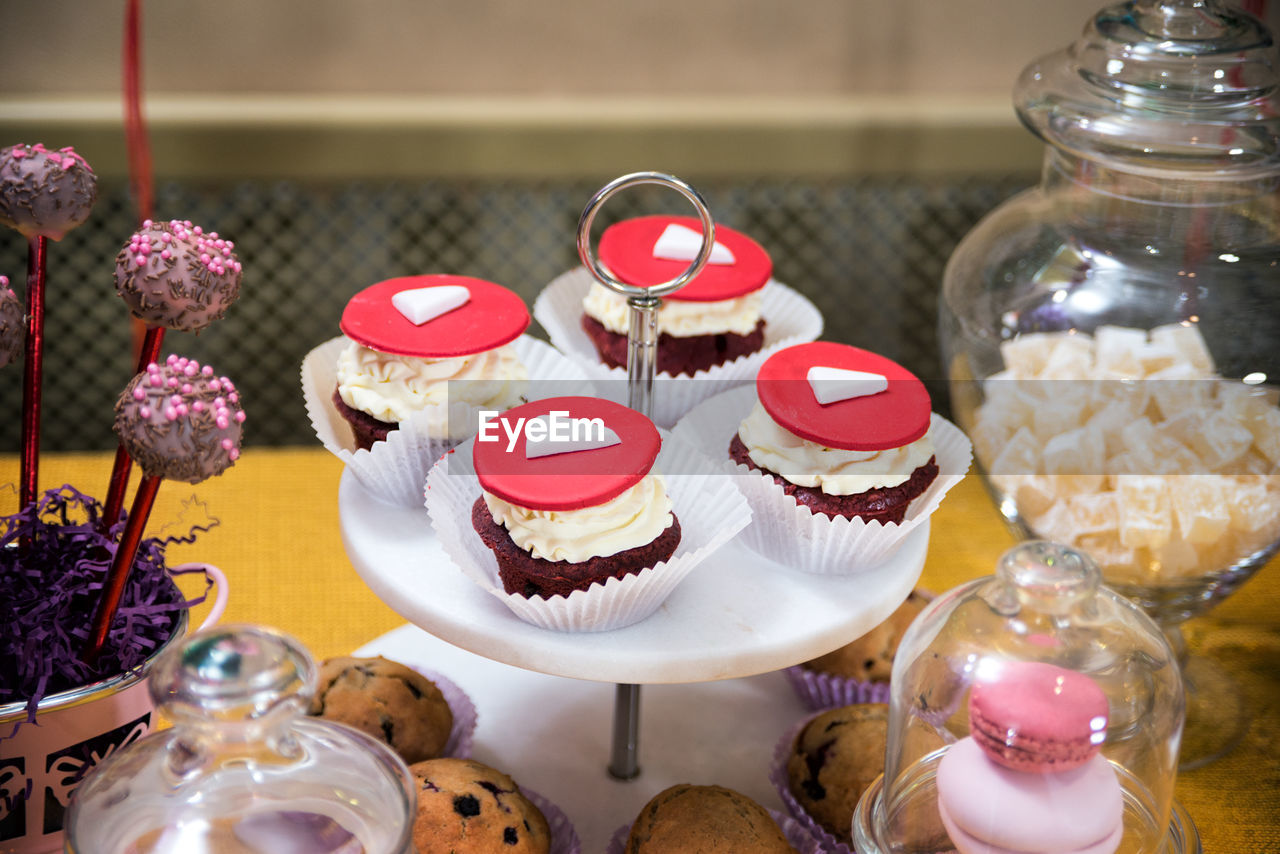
[340,466,928,684]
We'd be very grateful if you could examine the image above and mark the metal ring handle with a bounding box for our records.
[576,171,716,301]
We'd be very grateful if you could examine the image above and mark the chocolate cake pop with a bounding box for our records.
[113,354,245,484]
[0,276,22,368]
[115,219,243,333]
[0,143,98,240]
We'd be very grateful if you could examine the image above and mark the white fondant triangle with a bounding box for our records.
[652,223,735,265]
[392,285,470,325]
[807,365,889,405]
[525,416,622,459]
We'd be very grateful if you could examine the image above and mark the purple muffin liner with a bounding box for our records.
[407,665,477,759]
[771,713,857,854]
[525,788,582,854]
[783,665,893,712]
[606,808,823,854]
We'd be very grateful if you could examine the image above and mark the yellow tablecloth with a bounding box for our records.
[4,448,1277,851]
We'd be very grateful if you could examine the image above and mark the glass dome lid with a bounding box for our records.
[1016,0,1280,177]
[64,625,416,854]
[853,542,1199,854]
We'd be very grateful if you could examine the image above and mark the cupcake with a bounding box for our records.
[470,396,681,599]
[580,215,771,375]
[775,704,946,853]
[786,589,931,709]
[308,656,459,765]
[408,758,552,854]
[672,342,971,573]
[333,274,530,450]
[625,784,798,854]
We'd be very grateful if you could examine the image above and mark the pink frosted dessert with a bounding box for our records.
[0,143,98,240]
[936,662,1122,854]
[113,354,246,483]
[115,219,244,332]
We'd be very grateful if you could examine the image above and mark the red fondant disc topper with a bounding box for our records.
[598,215,772,302]
[473,396,661,511]
[756,341,931,451]
[341,274,530,358]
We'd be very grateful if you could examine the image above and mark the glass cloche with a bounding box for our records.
[852,541,1199,854]
[938,0,1280,766]
[63,625,416,854]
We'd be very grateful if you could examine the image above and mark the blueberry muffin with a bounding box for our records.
[785,704,889,845]
[309,656,453,764]
[409,758,551,854]
[626,784,797,853]
[801,590,930,683]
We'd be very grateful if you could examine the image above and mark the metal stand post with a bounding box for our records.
[576,171,715,780]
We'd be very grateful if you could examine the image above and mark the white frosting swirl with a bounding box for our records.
[582,281,763,338]
[483,473,675,563]
[336,340,527,424]
[737,401,935,495]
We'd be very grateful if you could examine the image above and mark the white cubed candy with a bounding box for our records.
[1088,400,1143,459]
[1078,532,1136,573]
[1227,478,1280,533]
[1026,500,1080,545]
[1157,408,1206,449]
[1152,537,1202,577]
[1089,377,1148,415]
[989,426,1043,476]
[1011,474,1059,518]
[1150,322,1215,376]
[1136,342,1181,377]
[1039,335,1095,381]
[1093,326,1149,379]
[1146,364,1213,422]
[1032,391,1092,442]
[1051,472,1107,496]
[1000,334,1058,379]
[1185,411,1255,470]
[1116,475,1173,549]
[1242,402,1280,466]
[1069,491,1119,537]
[1042,426,1104,476]
[1215,380,1279,421]
[1169,476,1231,544]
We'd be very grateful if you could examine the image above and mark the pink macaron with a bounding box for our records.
[968,661,1108,772]
[936,736,1123,854]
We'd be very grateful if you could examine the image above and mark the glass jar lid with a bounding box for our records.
[1015,0,1280,177]
[64,625,416,854]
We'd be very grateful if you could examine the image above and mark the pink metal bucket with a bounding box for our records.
[0,563,227,854]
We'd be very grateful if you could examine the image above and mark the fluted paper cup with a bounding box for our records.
[605,808,823,854]
[424,429,750,632]
[533,267,823,428]
[771,713,857,854]
[525,789,582,854]
[673,385,973,574]
[302,335,594,507]
[782,665,893,713]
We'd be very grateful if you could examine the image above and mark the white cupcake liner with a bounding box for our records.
[405,666,478,759]
[533,267,823,428]
[424,429,751,632]
[770,714,857,854]
[525,788,582,854]
[783,665,893,713]
[672,385,973,575]
[606,808,824,854]
[302,334,595,507]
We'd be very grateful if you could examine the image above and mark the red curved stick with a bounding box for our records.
[19,236,47,512]
[84,473,162,664]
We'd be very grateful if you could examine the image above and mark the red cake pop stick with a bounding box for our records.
[123,0,154,225]
[18,236,46,510]
[100,222,242,532]
[84,355,245,664]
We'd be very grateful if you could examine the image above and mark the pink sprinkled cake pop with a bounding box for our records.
[0,143,98,240]
[115,219,243,333]
[113,354,246,484]
[0,276,22,368]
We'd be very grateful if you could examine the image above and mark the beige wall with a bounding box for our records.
[1,1,1274,179]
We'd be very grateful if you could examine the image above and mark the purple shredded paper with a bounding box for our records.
[1,485,214,736]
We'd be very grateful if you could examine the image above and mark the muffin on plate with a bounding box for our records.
[409,758,551,854]
[626,784,797,854]
[581,215,772,375]
[730,341,939,524]
[308,655,453,765]
[470,395,681,599]
[333,274,530,449]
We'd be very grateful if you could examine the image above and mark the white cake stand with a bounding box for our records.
[339,467,929,684]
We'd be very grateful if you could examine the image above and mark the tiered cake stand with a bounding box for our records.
[337,173,929,851]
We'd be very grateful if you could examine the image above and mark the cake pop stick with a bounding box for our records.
[84,355,245,664]
[0,143,98,510]
[101,220,243,531]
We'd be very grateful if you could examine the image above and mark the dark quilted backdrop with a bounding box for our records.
[0,175,1031,450]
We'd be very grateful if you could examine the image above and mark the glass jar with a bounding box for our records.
[852,541,1198,854]
[63,625,416,854]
